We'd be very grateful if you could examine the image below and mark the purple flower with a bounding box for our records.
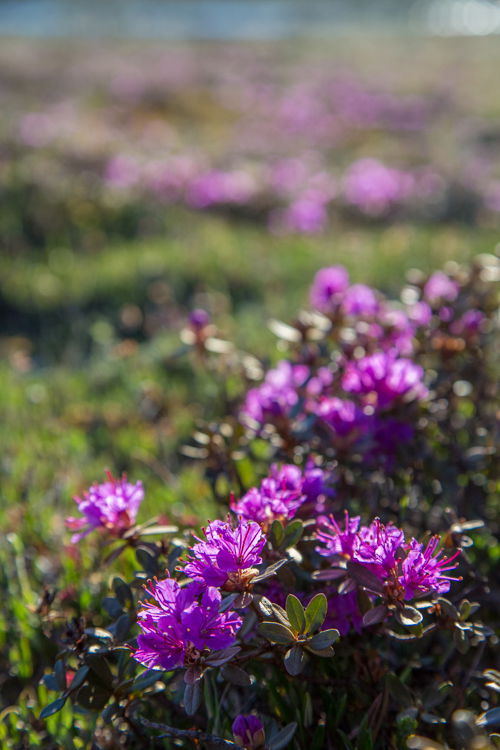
[309,266,350,312]
[317,511,361,559]
[399,538,461,599]
[342,352,428,408]
[315,397,368,440]
[231,462,331,526]
[355,519,405,576]
[341,284,379,317]
[342,158,414,216]
[316,516,460,608]
[280,194,329,234]
[188,308,210,330]
[134,579,242,672]
[408,301,432,327]
[183,519,266,591]
[450,309,485,336]
[232,715,266,749]
[65,472,144,542]
[423,271,459,305]
[241,360,310,428]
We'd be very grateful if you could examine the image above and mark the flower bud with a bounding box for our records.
[232,715,266,749]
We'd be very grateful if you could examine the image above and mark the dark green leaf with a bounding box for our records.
[221,664,252,686]
[131,669,164,693]
[112,613,132,642]
[259,621,296,645]
[286,594,306,633]
[304,593,328,634]
[184,681,202,716]
[102,597,123,619]
[362,605,388,627]
[253,558,288,583]
[307,629,339,650]
[306,645,335,657]
[346,562,384,594]
[477,707,500,728]
[205,646,240,666]
[112,577,133,606]
[268,721,298,750]
[284,646,307,676]
[42,674,60,691]
[282,520,304,549]
[139,525,178,536]
[270,520,285,547]
[68,665,90,693]
[85,626,114,640]
[85,653,114,687]
[395,606,423,627]
[40,697,66,720]
[54,659,66,691]
[77,682,111,711]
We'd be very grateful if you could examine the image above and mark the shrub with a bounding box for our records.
[40,255,499,749]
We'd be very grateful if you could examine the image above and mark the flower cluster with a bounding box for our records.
[135,578,242,673]
[231,462,332,525]
[65,472,144,542]
[241,360,311,427]
[317,512,460,609]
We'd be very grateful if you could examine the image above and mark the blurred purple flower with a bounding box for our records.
[309,266,350,313]
[189,308,210,330]
[423,271,459,305]
[341,284,379,317]
[342,352,428,408]
[342,158,414,216]
[241,360,310,428]
[65,472,144,542]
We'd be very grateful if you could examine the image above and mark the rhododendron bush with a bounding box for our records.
[40,257,498,750]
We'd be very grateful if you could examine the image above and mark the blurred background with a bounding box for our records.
[2,0,500,517]
[2,2,500,491]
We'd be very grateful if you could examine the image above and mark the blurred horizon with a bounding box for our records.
[1,0,500,39]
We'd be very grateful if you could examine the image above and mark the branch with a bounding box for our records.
[136,715,238,748]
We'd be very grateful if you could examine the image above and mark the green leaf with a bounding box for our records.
[68,665,90,693]
[40,697,66,720]
[477,707,500,728]
[85,653,114,687]
[307,628,339,650]
[253,558,288,583]
[346,561,384,594]
[362,605,388,627]
[304,593,328,634]
[112,577,133,606]
[270,520,285,547]
[306,645,335,657]
[282,520,304,549]
[284,645,307,676]
[286,594,306,633]
[221,664,252,686]
[268,721,298,750]
[259,621,296,645]
[184,681,202,716]
[77,682,111,711]
[54,659,66,691]
[395,606,423,627]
